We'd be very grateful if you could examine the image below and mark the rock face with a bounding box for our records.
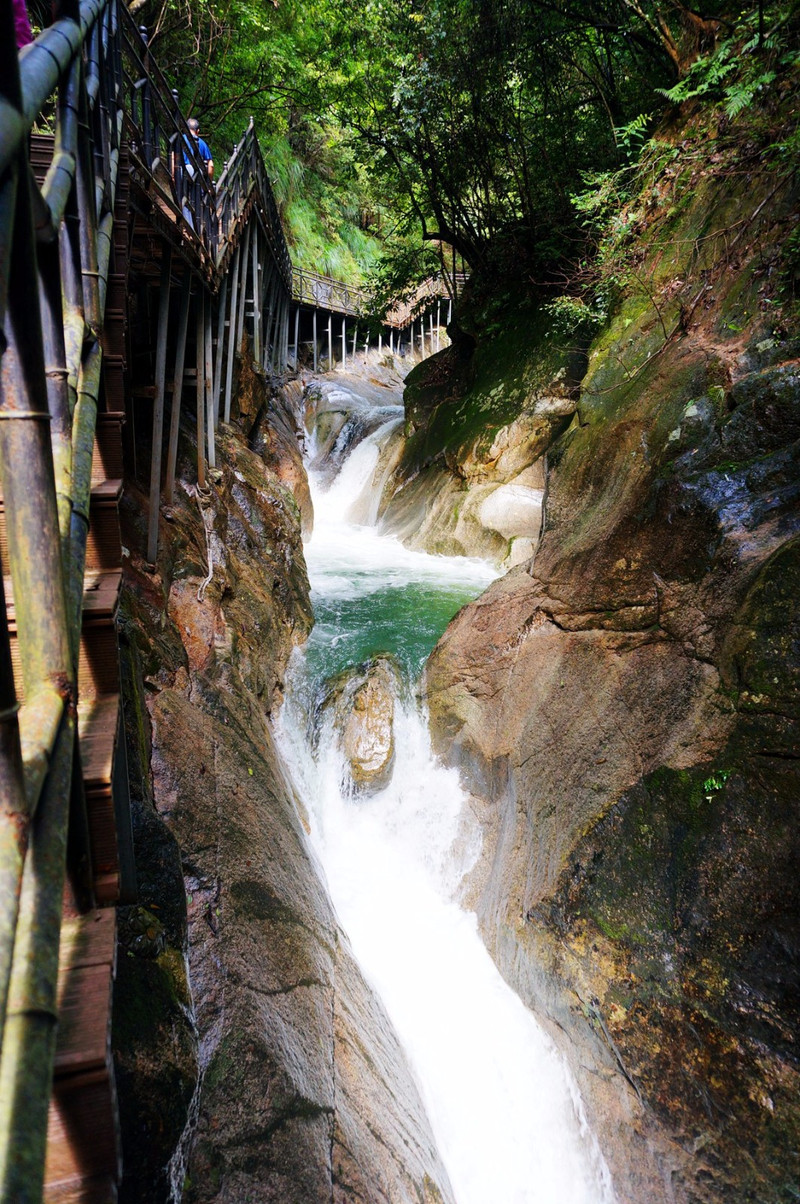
[115,383,453,1202]
[375,309,581,565]
[306,376,404,488]
[422,132,800,1202]
[318,657,400,794]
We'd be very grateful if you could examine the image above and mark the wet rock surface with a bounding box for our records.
[422,158,800,1202]
[317,656,401,794]
[115,383,453,1203]
[306,376,405,488]
[375,308,579,565]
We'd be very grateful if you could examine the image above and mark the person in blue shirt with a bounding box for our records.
[185,118,214,181]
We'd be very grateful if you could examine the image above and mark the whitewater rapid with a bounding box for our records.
[277,382,616,1204]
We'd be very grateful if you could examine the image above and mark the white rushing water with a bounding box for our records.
[277,381,616,1204]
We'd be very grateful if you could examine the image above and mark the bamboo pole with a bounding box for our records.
[0,49,74,1200]
[250,223,261,364]
[165,271,191,504]
[234,221,251,369]
[0,565,27,1043]
[262,267,278,371]
[0,711,75,1202]
[313,308,317,372]
[293,305,299,368]
[146,246,172,566]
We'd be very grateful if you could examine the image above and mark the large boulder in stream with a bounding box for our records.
[318,656,401,795]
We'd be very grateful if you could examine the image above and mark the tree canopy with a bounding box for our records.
[129,0,800,291]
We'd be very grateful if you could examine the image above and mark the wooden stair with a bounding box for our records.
[43,908,120,1203]
[11,135,134,1202]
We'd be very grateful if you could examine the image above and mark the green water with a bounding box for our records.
[300,528,496,696]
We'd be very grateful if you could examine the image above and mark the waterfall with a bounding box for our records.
[276,380,616,1204]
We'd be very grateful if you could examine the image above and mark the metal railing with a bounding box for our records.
[292,266,370,318]
[120,6,218,268]
[217,120,292,291]
[292,266,468,328]
[0,0,123,1195]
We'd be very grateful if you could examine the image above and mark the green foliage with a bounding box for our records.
[132,0,799,298]
[702,769,731,800]
[656,4,799,121]
[544,295,606,338]
[614,112,654,159]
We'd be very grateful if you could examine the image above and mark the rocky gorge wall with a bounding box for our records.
[414,120,800,1202]
[112,362,454,1204]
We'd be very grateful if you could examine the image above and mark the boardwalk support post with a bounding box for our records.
[196,291,207,490]
[223,242,241,424]
[165,271,192,504]
[146,245,172,566]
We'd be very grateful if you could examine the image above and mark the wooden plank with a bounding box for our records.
[45,1071,120,1197]
[81,571,121,618]
[45,911,119,1198]
[4,571,120,625]
[43,1173,117,1204]
[90,480,123,503]
[78,696,119,791]
[92,417,125,485]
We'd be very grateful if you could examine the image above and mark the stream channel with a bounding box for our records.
[277,379,616,1204]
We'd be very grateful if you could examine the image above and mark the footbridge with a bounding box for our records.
[291,265,462,371]
[0,1,458,1199]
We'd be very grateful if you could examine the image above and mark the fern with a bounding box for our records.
[723,71,777,118]
[614,111,652,158]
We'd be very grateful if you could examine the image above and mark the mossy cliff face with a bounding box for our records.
[376,299,582,566]
[423,130,800,1202]
[115,372,454,1203]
